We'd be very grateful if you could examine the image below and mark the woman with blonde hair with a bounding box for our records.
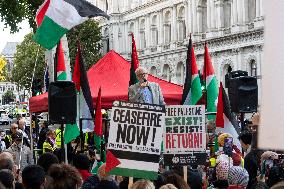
[131,179,155,189]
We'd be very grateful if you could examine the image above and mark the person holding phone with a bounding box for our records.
[128,67,165,105]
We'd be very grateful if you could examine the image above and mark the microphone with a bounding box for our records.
[143,79,151,91]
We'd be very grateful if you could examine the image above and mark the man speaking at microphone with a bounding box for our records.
[128,67,165,105]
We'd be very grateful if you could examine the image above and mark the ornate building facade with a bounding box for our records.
[92,0,263,101]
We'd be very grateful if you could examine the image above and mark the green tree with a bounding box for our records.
[11,33,45,91]
[2,90,16,104]
[1,1,102,69]
[67,19,102,70]
[10,20,102,89]
[0,0,43,33]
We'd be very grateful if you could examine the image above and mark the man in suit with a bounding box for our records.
[128,67,165,105]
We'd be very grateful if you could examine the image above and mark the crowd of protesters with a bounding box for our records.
[0,112,284,189]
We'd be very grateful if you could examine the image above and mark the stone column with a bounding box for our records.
[259,0,263,16]
[256,0,260,18]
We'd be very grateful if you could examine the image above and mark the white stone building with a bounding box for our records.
[92,0,263,101]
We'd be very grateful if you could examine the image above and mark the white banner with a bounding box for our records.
[259,1,284,150]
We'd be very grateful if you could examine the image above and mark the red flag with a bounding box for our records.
[56,40,66,72]
[131,33,139,71]
[216,82,224,128]
[105,150,121,173]
[72,48,81,91]
[129,33,139,86]
[94,87,103,137]
[203,42,215,81]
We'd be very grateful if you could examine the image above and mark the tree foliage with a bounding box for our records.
[11,33,45,91]
[0,56,7,81]
[0,0,43,33]
[10,20,102,90]
[0,0,102,70]
[67,19,102,70]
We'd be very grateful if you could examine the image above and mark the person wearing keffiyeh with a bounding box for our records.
[227,166,249,189]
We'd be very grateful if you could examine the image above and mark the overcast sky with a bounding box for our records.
[0,20,31,53]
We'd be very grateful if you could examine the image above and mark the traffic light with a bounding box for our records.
[32,79,42,96]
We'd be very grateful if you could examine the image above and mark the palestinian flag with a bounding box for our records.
[56,40,67,81]
[215,82,241,150]
[71,42,95,143]
[54,40,79,144]
[203,43,218,119]
[181,35,202,105]
[34,0,109,49]
[94,87,104,154]
[129,33,139,86]
[105,150,121,173]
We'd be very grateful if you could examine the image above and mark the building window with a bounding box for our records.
[176,62,185,84]
[197,0,207,33]
[177,6,186,41]
[164,11,171,43]
[224,0,231,28]
[151,15,158,46]
[250,60,257,76]
[245,0,256,22]
[163,64,171,81]
[150,66,157,76]
[139,19,146,49]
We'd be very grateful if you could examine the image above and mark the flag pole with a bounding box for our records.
[28,46,40,161]
[54,42,60,81]
[204,42,207,110]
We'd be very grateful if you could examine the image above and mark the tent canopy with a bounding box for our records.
[88,50,182,108]
[29,50,183,113]
[29,92,48,113]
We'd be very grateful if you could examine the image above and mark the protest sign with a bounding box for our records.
[163,105,207,165]
[107,101,165,179]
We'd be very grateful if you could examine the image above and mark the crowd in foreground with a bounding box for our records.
[0,114,284,189]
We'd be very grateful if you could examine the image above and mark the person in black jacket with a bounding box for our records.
[37,121,49,155]
[239,130,262,189]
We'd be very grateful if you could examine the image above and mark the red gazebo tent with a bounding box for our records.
[29,92,48,113]
[29,50,183,112]
[88,50,183,108]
